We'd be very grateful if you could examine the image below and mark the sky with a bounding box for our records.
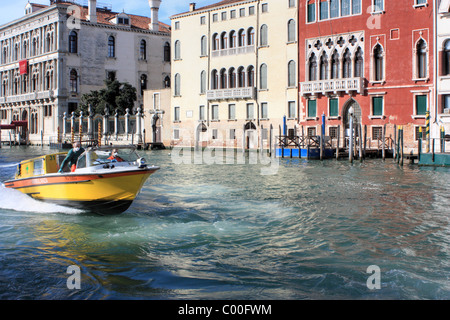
[0,0,219,26]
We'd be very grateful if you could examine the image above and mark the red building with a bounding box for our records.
[298,0,434,152]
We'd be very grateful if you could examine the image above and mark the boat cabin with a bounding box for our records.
[15,153,67,179]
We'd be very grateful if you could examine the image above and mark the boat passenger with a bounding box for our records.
[58,142,85,173]
[108,149,124,162]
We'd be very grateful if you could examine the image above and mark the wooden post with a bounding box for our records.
[393,124,397,161]
[349,115,354,163]
[336,125,340,160]
[269,124,273,157]
[363,125,367,159]
[320,128,324,161]
[98,122,102,147]
[400,126,404,166]
[382,124,386,161]
[418,126,422,161]
[358,124,363,162]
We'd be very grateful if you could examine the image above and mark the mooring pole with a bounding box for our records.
[349,107,354,163]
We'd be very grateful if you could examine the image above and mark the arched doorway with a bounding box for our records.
[20,109,28,142]
[342,99,362,146]
[244,121,257,149]
[151,114,161,144]
[195,122,208,149]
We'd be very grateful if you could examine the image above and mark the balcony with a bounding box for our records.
[0,90,55,104]
[211,45,255,58]
[207,87,256,101]
[300,77,365,96]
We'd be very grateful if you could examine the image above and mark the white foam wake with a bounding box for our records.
[0,184,83,214]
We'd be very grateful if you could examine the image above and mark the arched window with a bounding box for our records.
[200,70,206,93]
[140,74,147,95]
[343,48,352,78]
[174,40,181,60]
[331,50,339,79]
[32,38,37,56]
[211,70,218,89]
[260,63,268,89]
[354,47,364,77]
[247,28,255,46]
[221,32,228,50]
[70,69,78,93]
[212,33,219,51]
[309,53,317,81]
[230,30,237,48]
[444,40,450,75]
[247,66,255,87]
[320,53,328,80]
[140,40,147,60]
[288,19,296,42]
[164,42,170,62]
[373,44,384,81]
[220,68,227,89]
[108,36,115,58]
[238,29,246,47]
[201,36,207,56]
[229,67,236,88]
[238,67,245,87]
[69,31,78,54]
[288,60,296,86]
[417,39,427,79]
[260,25,268,46]
[174,73,181,96]
[164,75,171,88]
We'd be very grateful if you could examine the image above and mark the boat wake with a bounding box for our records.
[0,184,84,214]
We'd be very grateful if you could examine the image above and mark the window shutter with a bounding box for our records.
[416,95,427,115]
[372,97,383,116]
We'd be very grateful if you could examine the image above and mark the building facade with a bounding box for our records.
[437,0,450,139]
[298,0,434,152]
[170,0,298,150]
[0,0,170,145]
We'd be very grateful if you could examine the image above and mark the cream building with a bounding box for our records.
[0,0,170,145]
[437,0,450,140]
[170,0,298,150]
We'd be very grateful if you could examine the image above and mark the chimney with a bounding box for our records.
[190,3,196,12]
[87,0,97,23]
[148,0,162,31]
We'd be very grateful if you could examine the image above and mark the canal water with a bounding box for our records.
[0,146,449,300]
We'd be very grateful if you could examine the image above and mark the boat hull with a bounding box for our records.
[3,167,158,215]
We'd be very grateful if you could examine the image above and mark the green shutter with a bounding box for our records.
[416,95,427,115]
[308,100,317,118]
[308,3,315,22]
[329,98,338,117]
[372,97,383,116]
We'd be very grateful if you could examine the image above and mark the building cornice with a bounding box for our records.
[170,0,258,21]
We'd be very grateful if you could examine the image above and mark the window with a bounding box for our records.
[249,6,255,15]
[341,0,351,16]
[354,47,364,77]
[108,36,115,58]
[238,29,246,47]
[221,32,228,50]
[200,16,206,25]
[320,1,329,20]
[230,129,236,140]
[174,40,181,60]
[415,95,427,115]
[415,126,427,141]
[213,13,218,22]
[320,53,328,80]
[230,10,236,19]
[69,31,77,54]
[229,68,236,88]
[164,42,171,62]
[372,96,383,116]
[201,36,207,56]
[352,0,362,14]
[289,0,296,8]
[70,69,78,93]
[220,68,227,89]
[174,73,180,96]
[288,60,296,86]
[238,67,245,87]
[140,74,147,95]
[307,1,316,22]
[416,39,427,79]
[330,0,339,18]
[261,102,268,119]
[262,3,269,12]
[415,0,426,6]
[308,100,317,118]
[248,28,255,46]
[329,127,338,139]
[212,105,219,120]
[173,129,180,140]
[174,106,180,121]
[373,44,384,81]
[247,66,255,87]
[260,25,268,46]
[246,103,254,119]
[199,105,205,120]
[212,129,218,140]
[331,50,339,79]
[288,101,296,118]
[307,127,316,137]
[221,12,227,20]
[240,8,246,17]
[329,98,339,117]
[140,40,147,60]
[443,95,450,113]
[200,71,206,94]
[373,0,384,12]
[228,104,236,120]
[288,20,296,42]
[372,127,383,140]
[343,49,352,78]
[260,64,268,89]
[444,40,450,75]
[309,53,317,81]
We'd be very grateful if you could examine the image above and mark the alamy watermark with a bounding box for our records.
[66,265,81,290]
[366,265,381,290]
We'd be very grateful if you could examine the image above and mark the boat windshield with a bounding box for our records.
[77,147,141,168]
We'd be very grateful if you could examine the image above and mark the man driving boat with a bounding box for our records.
[58,141,85,173]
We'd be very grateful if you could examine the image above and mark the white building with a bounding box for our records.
[437,0,450,138]
[0,0,170,145]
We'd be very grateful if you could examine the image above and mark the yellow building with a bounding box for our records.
[170,0,298,150]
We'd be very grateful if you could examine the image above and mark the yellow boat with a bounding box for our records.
[3,145,159,215]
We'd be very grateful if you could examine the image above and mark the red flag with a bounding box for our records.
[19,60,28,75]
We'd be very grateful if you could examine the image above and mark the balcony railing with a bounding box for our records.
[0,90,55,104]
[207,87,256,101]
[211,45,255,58]
[300,77,365,96]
